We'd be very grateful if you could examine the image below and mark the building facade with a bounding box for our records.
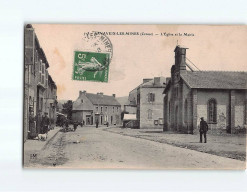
[128,77,166,129]
[24,24,57,141]
[163,45,247,134]
[72,91,121,125]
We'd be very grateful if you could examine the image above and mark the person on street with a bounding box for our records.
[73,121,78,131]
[199,117,208,143]
[41,112,50,134]
[28,109,36,139]
[63,119,69,132]
[36,110,42,135]
[96,119,99,128]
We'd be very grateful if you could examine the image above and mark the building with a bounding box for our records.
[24,24,57,141]
[163,45,247,134]
[128,77,166,129]
[72,91,121,125]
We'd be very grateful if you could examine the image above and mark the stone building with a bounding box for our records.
[163,45,247,134]
[72,91,121,125]
[128,77,166,129]
[24,24,57,141]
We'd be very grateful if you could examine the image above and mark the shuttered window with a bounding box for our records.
[148,93,155,102]
[208,99,217,123]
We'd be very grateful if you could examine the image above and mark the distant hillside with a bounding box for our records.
[116,96,129,111]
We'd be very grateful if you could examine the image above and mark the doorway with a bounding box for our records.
[86,115,91,125]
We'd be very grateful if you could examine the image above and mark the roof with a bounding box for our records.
[141,78,166,88]
[181,71,247,90]
[130,76,166,93]
[85,93,121,106]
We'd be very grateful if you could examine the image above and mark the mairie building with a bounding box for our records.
[163,45,247,134]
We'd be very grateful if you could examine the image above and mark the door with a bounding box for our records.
[86,115,91,125]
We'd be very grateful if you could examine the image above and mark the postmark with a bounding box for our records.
[73,51,110,82]
[83,31,113,61]
[72,31,113,82]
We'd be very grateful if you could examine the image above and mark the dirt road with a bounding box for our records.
[25,126,246,169]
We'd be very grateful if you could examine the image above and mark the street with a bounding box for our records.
[24,126,246,169]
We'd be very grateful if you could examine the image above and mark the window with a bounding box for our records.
[208,99,217,123]
[113,107,114,113]
[117,107,119,112]
[96,106,98,111]
[45,70,48,88]
[101,107,103,112]
[184,99,188,123]
[159,118,163,125]
[105,106,107,112]
[148,109,152,119]
[148,93,155,102]
[39,60,42,71]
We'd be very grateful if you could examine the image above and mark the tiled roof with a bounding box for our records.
[181,71,247,89]
[141,78,166,88]
[130,77,166,92]
[85,93,121,106]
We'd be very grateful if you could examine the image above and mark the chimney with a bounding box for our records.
[97,92,103,96]
[174,45,188,73]
[112,94,116,98]
[79,90,86,97]
[143,78,152,84]
[153,77,160,85]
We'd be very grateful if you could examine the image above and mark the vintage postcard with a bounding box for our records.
[23,24,247,169]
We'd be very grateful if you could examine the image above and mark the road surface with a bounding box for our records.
[25,126,246,169]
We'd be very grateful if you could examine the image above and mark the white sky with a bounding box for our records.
[32,24,247,100]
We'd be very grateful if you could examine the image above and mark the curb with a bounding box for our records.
[42,128,61,150]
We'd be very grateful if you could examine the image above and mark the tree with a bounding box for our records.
[62,100,73,120]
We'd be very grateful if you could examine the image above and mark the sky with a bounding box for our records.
[32,24,247,100]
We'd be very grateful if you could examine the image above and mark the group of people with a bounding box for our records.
[28,109,50,140]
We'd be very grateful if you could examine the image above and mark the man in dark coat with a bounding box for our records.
[96,119,99,128]
[28,109,36,139]
[36,110,42,134]
[199,117,208,143]
[73,121,78,131]
[41,112,50,134]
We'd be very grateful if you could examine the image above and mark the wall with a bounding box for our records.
[196,89,230,131]
[139,87,164,129]
[93,105,121,125]
[196,89,246,132]
[124,105,137,114]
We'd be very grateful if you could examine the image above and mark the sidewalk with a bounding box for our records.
[103,127,246,161]
[24,126,61,151]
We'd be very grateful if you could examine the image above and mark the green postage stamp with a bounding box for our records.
[72,51,110,82]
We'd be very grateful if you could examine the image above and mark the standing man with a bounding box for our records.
[96,119,99,128]
[36,110,42,135]
[199,117,208,143]
[73,121,78,131]
[28,108,36,139]
[42,112,50,134]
